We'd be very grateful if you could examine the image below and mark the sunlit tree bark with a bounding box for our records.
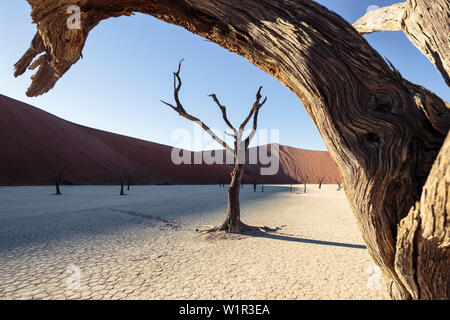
[354,0,450,86]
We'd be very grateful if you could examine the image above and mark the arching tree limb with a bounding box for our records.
[352,2,405,34]
[353,0,450,87]
[15,0,450,299]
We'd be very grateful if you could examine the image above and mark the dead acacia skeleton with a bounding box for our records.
[52,169,63,195]
[318,177,325,189]
[161,60,267,232]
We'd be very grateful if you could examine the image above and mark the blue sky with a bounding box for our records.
[0,0,448,151]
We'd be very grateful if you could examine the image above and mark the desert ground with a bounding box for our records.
[0,184,388,300]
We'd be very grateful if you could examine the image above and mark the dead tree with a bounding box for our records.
[161,60,267,233]
[119,173,126,196]
[52,169,63,196]
[126,173,133,191]
[15,0,449,300]
[303,176,309,193]
[120,178,125,195]
[318,177,325,189]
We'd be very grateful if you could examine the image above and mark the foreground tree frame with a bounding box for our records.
[15,0,449,300]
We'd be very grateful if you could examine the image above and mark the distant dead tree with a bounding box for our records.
[118,173,126,196]
[120,179,125,195]
[250,166,260,193]
[303,175,309,193]
[162,60,267,233]
[318,177,325,189]
[52,169,63,195]
[156,180,172,186]
[127,171,134,191]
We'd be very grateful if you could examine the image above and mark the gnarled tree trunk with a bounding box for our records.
[395,132,449,300]
[220,163,247,232]
[15,0,450,299]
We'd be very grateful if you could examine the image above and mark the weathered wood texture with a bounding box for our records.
[15,0,450,299]
[354,0,450,87]
[353,2,405,34]
[395,132,450,300]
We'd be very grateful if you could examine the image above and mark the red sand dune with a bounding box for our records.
[0,94,342,186]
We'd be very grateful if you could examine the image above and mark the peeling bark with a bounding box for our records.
[15,0,450,299]
[353,0,450,86]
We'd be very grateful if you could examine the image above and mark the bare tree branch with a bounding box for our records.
[161,60,234,155]
[239,86,267,131]
[353,3,405,35]
[243,87,267,147]
[224,131,237,138]
[244,108,262,148]
[208,94,237,134]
